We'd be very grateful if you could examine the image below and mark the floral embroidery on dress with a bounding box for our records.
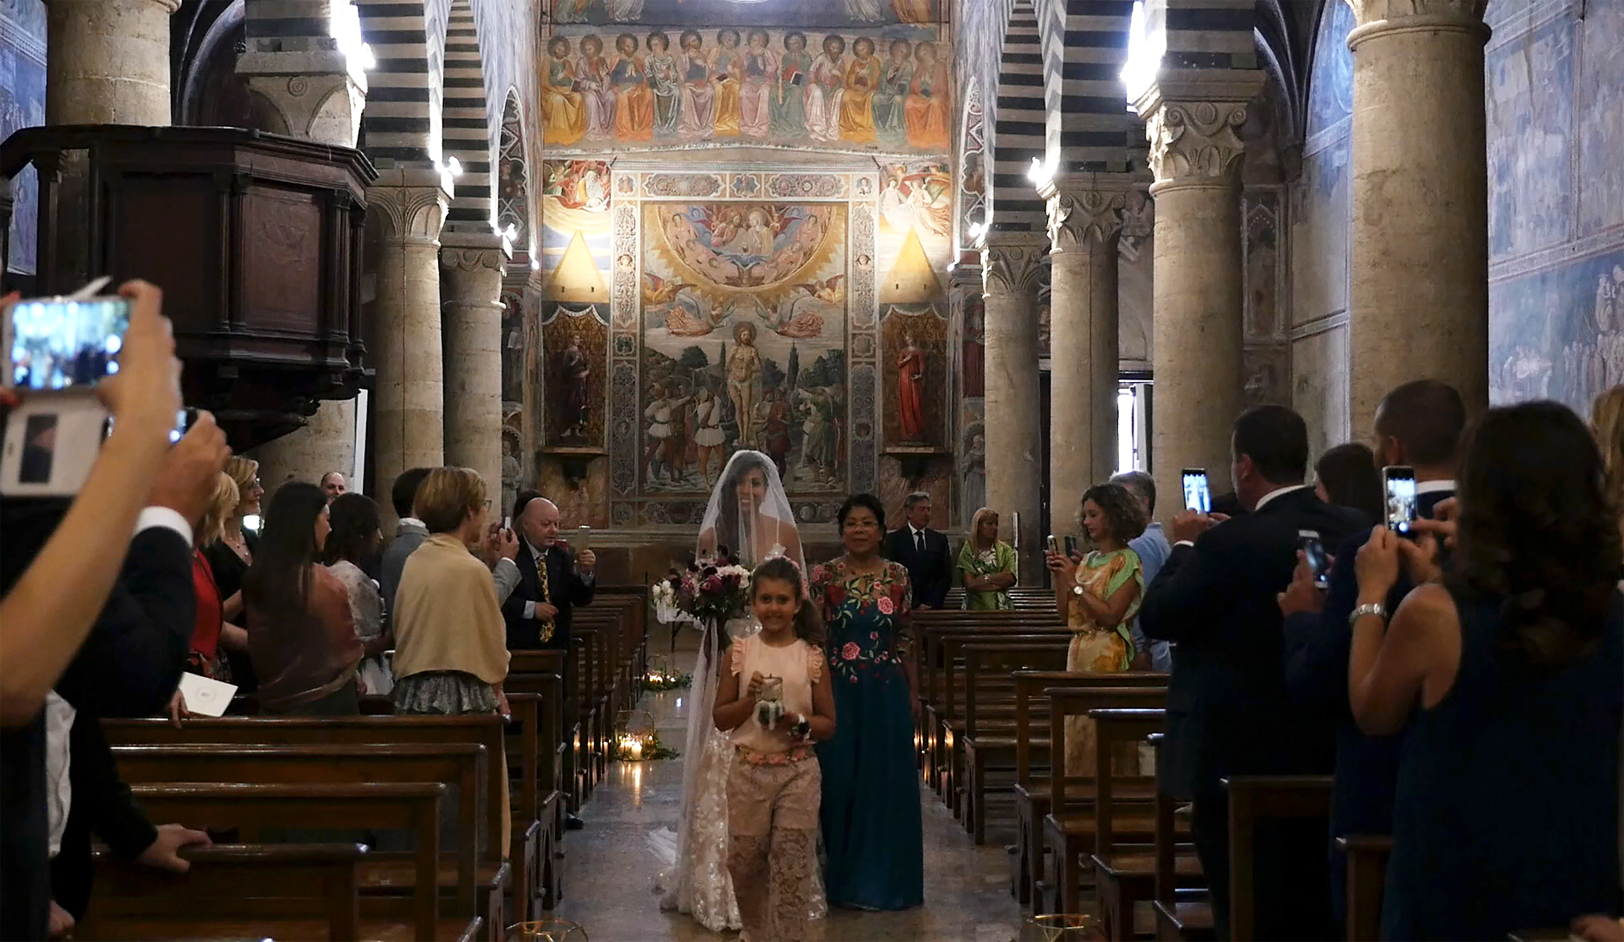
[810,558,914,683]
[735,744,816,766]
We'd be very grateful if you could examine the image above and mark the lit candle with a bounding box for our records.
[630,739,643,759]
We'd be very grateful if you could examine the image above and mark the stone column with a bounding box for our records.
[980,232,1047,579]
[45,0,179,125]
[1135,71,1264,521]
[369,169,452,527]
[1041,173,1135,528]
[1346,0,1490,421]
[242,28,370,493]
[440,231,511,502]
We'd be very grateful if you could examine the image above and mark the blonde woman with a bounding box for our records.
[1595,385,1624,542]
[189,472,250,679]
[204,456,264,689]
[956,507,1017,610]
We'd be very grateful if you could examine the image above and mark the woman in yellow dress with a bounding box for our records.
[1045,482,1147,774]
[542,36,587,146]
[838,37,880,144]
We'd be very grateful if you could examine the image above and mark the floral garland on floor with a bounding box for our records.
[617,728,680,761]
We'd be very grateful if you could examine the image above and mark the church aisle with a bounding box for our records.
[551,671,1026,940]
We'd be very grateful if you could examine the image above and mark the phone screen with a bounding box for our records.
[1384,466,1418,536]
[1297,530,1331,588]
[7,296,132,390]
[1045,534,1058,554]
[576,525,591,552]
[1182,469,1211,513]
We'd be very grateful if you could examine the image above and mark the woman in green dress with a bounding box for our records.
[956,507,1017,610]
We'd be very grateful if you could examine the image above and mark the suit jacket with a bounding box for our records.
[1282,488,1454,854]
[380,521,430,623]
[1140,487,1368,800]
[883,526,952,610]
[0,504,192,941]
[502,539,594,651]
[50,715,159,920]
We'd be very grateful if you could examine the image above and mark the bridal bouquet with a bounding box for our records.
[650,547,754,642]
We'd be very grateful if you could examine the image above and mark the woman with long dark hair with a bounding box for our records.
[1350,401,1622,940]
[322,493,391,697]
[244,482,362,715]
[1314,442,1383,523]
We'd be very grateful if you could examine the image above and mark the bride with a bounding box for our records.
[654,450,827,930]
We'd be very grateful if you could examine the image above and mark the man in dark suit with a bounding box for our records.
[1140,405,1367,941]
[0,418,226,940]
[882,491,952,610]
[1280,379,1464,925]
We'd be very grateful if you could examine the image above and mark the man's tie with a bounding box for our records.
[537,549,555,643]
[915,530,924,556]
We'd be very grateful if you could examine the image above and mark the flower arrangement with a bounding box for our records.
[643,657,692,692]
[650,546,754,649]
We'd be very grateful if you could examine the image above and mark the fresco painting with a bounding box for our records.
[1486,15,1573,260]
[0,0,45,277]
[548,0,942,27]
[1492,248,1624,411]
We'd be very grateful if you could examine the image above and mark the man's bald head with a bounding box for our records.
[519,495,560,548]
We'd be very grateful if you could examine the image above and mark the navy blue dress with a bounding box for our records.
[810,557,924,911]
[1382,585,1623,940]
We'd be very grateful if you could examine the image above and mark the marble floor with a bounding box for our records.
[549,636,1028,942]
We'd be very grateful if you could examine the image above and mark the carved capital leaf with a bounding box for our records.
[1143,99,1251,185]
[440,247,508,273]
[980,239,1046,297]
[368,184,449,244]
[1344,0,1487,26]
[1047,189,1129,252]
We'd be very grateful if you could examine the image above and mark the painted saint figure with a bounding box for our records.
[542,37,587,146]
[872,39,913,142]
[610,33,655,142]
[839,37,881,144]
[772,32,811,139]
[805,34,846,144]
[904,41,950,150]
[691,385,727,488]
[678,30,716,138]
[576,34,617,141]
[558,337,592,440]
[647,32,683,136]
[739,29,778,138]
[897,331,927,440]
[711,29,744,138]
[728,322,764,449]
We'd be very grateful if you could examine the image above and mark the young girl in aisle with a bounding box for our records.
[713,556,837,942]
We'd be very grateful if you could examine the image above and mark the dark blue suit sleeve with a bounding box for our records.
[1140,531,1233,643]
[1282,530,1365,707]
[56,527,193,719]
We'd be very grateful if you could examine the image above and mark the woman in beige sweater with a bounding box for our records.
[390,467,511,716]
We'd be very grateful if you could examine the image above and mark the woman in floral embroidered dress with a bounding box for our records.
[956,506,1017,611]
[811,493,923,911]
[1045,482,1147,774]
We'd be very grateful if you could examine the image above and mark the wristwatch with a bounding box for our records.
[1071,585,1086,598]
[1349,602,1388,626]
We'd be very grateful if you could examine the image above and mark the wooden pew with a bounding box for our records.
[104,716,518,938]
[503,666,567,908]
[960,642,1069,844]
[938,632,1068,818]
[129,782,458,941]
[1010,671,1167,911]
[1337,834,1392,942]
[1042,685,1171,916]
[1151,733,1214,942]
[1223,776,1334,941]
[1088,709,1203,941]
[112,742,485,920]
[78,843,374,941]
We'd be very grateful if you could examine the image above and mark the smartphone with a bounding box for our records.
[1297,529,1331,590]
[1063,535,1077,557]
[3,295,132,389]
[502,515,512,533]
[1384,465,1418,537]
[576,525,592,552]
[1182,468,1212,514]
[1045,534,1059,554]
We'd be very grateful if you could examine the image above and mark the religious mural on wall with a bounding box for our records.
[957,81,985,252]
[542,304,610,447]
[881,304,947,448]
[536,159,615,456]
[1244,188,1289,406]
[0,0,45,276]
[538,24,952,153]
[547,0,942,27]
[1493,248,1624,409]
[497,100,530,257]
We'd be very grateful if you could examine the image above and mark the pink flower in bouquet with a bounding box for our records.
[841,642,860,661]
[877,597,895,615]
[702,575,723,593]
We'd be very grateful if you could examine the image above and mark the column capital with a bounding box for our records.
[238,36,368,147]
[979,232,1048,298]
[440,230,512,276]
[368,169,452,246]
[1345,0,1487,31]
[1134,69,1266,188]
[1040,172,1140,253]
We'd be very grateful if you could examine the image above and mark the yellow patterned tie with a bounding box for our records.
[537,547,555,643]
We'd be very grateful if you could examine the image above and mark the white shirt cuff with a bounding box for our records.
[580,571,595,586]
[136,507,193,546]
[1173,540,1195,549]
[524,601,536,619]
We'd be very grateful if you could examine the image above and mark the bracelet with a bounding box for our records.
[1349,602,1388,627]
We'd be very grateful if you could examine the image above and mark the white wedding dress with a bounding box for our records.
[651,451,827,930]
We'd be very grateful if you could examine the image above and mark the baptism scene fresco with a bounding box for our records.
[537,23,953,153]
